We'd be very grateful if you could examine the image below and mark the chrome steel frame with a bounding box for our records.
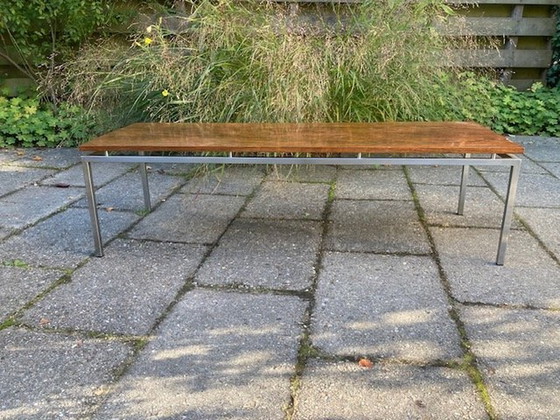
[81,152,521,265]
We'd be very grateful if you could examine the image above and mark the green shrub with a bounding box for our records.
[0,94,97,147]
[56,0,558,139]
[62,0,463,125]
[0,0,114,88]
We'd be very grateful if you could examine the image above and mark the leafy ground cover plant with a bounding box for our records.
[0,92,97,147]
[443,72,560,137]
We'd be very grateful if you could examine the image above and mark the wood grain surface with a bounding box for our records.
[79,122,524,155]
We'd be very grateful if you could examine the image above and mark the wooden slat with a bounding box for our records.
[508,79,544,89]
[446,49,553,67]
[441,17,555,36]
[79,122,524,155]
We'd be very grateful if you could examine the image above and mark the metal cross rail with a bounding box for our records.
[81,152,521,265]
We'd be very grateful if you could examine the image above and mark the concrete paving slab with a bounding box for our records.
[94,289,306,419]
[311,252,462,361]
[22,239,207,335]
[129,194,245,244]
[14,148,82,168]
[196,219,322,291]
[516,207,560,260]
[293,361,487,419]
[0,227,11,241]
[0,185,83,230]
[0,327,132,419]
[431,228,560,308]
[473,155,547,174]
[326,200,431,254]
[0,166,56,197]
[73,170,185,211]
[540,162,560,178]
[41,162,133,187]
[0,148,25,164]
[0,267,65,319]
[481,172,560,208]
[460,305,560,420]
[145,162,197,176]
[0,208,139,269]
[513,136,560,162]
[336,168,412,200]
[415,184,521,229]
[265,165,336,183]
[407,165,487,186]
[242,181,329,220]
[182,165,265,196]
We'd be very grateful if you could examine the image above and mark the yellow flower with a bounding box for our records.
[161,89,170,97]
[144,37,153,46]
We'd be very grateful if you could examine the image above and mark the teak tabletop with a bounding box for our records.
[79,121,525,155]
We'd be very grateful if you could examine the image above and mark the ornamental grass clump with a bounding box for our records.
[61,0,464,125]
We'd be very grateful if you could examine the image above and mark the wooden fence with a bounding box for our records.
[445,0,557,89]
[280,0,557,89]
[0,0,557,91]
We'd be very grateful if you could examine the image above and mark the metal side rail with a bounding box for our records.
[81,153,522,265]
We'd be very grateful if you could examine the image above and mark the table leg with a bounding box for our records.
[138,152,152,211]
[457,153,470,215]
[496,161,521,265]
[82,160,104,257]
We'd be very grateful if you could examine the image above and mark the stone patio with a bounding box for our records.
[0,137,559,419]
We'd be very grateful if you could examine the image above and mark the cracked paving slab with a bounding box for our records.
[432,227,560,308]
[0,166,57,197]
[460,305,560,420]
[265,165,336,184]
[293,361,487,420]
[0,185,83,230]
[515,207,560,261]
[415,184,521,229]
[0,208,139,269]
[482,172,560,208]
[540,162,560,178]
[21,239,207,335]
[311,252,462,361]
[407,165,487,186]
[129,194,245,244]
[41,162,133,188]
[0,327,133,419]
[326,199,431,254]
[94,289,306,419]
[336,168,412,200]
[0,266,66,319]
[13,148,82,169]
[181,165,265,196]
[514,136,560,162]
[241,181,329,220]
[73,170,186,212]
[195,219,322,291]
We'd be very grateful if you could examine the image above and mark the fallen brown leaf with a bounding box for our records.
[32,156,43,161]
[39,318,50,326]
[358,358,374,368]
